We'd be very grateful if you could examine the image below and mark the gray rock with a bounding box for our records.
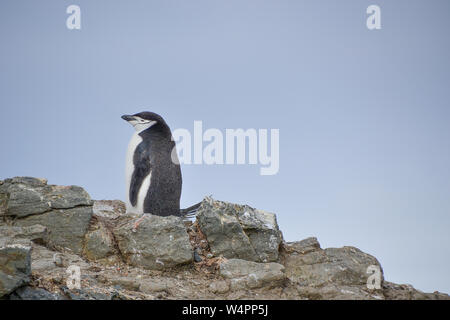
[2,176,449,300]
[113,214,193,270]
[193,248,202,262]
[0,225,47,243]
[283,237,321,254]
[93,200,126,219]
[284,239,384,288]
[30,244,63,271]
[0,177,93,255]
[61,287,118,300]
[219,258,285,289]
[0,244,32,298]
[9,286,64,300]
[139,280,170,294]
[0,192,8,220]
[382,281,450,300]
[297,284,385,300]
[208,280,230,294]
[0,177,92,218]
[83,221,116,261]
[0,236,31,249]
[30,244,89,272]
[14,206,93,255]
[196,197,282,262]
[110,277,140,291]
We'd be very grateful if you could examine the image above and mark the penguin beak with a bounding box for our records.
[121,115,135,122]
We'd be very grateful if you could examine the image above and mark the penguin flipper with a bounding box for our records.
[130,148,152,207]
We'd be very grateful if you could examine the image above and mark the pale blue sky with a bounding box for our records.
[1,0,449,293]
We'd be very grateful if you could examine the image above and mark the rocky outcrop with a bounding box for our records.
[219,259,286,290]
[0,177,91,218]
[92,200,126,220]
[382,281,450,300]
[83,219,117,261]
[0,192,8,220]
[0,177,448,300]
[282,237,385,299]
[283,237,384,287]
[113,214,193,270]
[9,286,63,300]
[0,225,47,247]
[196,197,282,262]
[0,244,32,297]
[13,207,93,255]
[0,177,93,255]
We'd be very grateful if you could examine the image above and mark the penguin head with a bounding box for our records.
[121,112,166,133]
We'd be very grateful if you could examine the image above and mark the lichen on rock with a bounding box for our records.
[113,214,193,270]
[0,244,32,298]
[219,258,286,290]
[196,197,283,263]
[1,177,93,255]
[0,177,92,219]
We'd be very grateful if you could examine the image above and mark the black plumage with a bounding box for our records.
[124,112,182,217]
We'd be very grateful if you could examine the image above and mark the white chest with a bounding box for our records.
[125,133,145,213]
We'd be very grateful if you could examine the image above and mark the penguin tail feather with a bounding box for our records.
[180,201,203,221]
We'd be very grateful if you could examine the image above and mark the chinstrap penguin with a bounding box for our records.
[122,111,200,218]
